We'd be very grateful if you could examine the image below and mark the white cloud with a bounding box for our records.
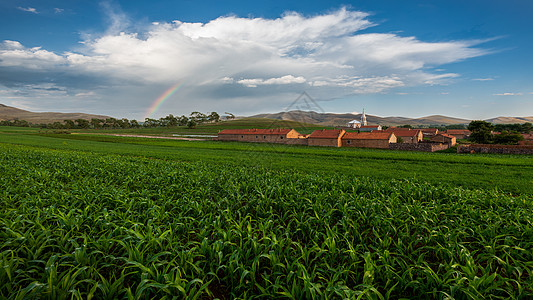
[18,7,38,14]
[473,78,494,81]
[493,93,522,96]
[0,41,65,69]
[0,8,491,118]
[54,8,65,14]
[75,91,97,97]
[237,75,306,87]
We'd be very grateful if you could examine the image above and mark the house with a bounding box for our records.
[519,133,533,145]
[341,132,396,149]
[383,128,423,144]
[308,129,345,147]
[430,133,456,146]
[419,128,439,137]
[522,133,533,141]
[217,128,301,143]
[445,129,471,139]
[395,130,423,143]
[347,120,361,128]
[358,125,382,132]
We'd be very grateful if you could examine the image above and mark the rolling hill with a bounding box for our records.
[484,116,533,124]
[2,103,533,127]
[0,104,111,124]
[252,110,472,126]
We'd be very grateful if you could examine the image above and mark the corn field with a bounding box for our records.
[1,144,532,299]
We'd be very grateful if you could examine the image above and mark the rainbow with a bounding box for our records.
[144,82,184,120]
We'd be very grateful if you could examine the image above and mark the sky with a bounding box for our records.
[0,0,532,120]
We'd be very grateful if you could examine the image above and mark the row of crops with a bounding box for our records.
[1,143,532,299]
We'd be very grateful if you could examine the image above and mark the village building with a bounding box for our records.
[419,128,439,137]
[384,129,423,143]
[430,133,456,146]
[308,129,345,147]
[519,133,533,145]
[445,129,471,139]
[347,120,361,128]
[347,109,368,128]
[341,132,396,149]
[217,128,301,143]
[523,133,533,141]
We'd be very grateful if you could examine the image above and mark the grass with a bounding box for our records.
[1,127,533,194]
[1,143,532,299]
[1,125,533,298]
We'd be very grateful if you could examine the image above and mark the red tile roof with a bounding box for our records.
[438,133,455,139]
[309,129,345,139]
[342,132,393,140]
[419,128,438,133]
[219,128,293,135]
[446,129,471,135]
[522,133,533,140]
[360,125,380,128]
[386,129,421,137]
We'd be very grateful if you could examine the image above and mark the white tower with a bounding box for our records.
[361,108,367,126]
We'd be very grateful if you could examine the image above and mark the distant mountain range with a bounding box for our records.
[2,103,533,126]
[252,110,533,126]
[0,104,111,124]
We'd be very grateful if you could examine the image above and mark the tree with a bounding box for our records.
[493,131,524,145]
[224,112,235,120]
[13,119,30,127]
[190,111,208,124]
[161,114,178,127]
[50,122,64,129]
[130,119,140,128]
[208,112,220,123]
[91,118,104,129]
[117,118,129,128]
[75,119,90,129]
[522,123,533,133]
[187,118,197,129]
[104,118,117,129]
[468,120,494,144]
[445,124,467,130]
[143,118,159,128]
[178,115,188,126]
[63,120,75,129]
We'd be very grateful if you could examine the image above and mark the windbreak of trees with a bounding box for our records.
[494,123,532,134]
[0,111,227,129]
[142,111,221,129]
[44,118,141,130]
[0,119,30,127]
[468,120,527,145]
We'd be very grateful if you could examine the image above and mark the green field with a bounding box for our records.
[1,126,533,298]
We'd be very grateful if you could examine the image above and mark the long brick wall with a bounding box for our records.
[457,144,533,154]
[389,143,450,152]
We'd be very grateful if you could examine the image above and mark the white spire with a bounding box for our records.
[361,108,367,126]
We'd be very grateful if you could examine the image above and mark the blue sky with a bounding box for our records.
[1,0,532,120]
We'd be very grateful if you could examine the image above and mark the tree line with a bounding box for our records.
[0,111,234,129]
[468,121,531,145]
